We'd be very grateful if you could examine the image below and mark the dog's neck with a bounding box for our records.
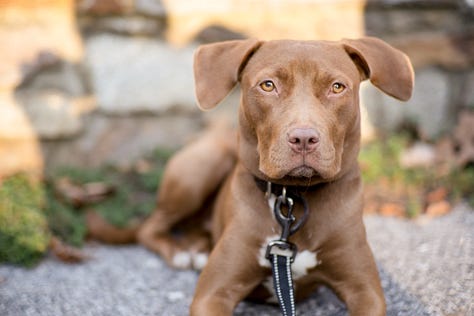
[253,175,321,198]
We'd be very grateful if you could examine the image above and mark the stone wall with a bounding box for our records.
[1,0,473,177]
[363,0,474,139]
[0,0,83,177]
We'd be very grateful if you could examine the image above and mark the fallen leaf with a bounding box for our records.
[49,236,90,263]
[425,200,451,217]
[426,187,448,204]
[379,203,406,217]
[54,178,114,207]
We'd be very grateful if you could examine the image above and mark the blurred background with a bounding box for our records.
[0,0,473,265]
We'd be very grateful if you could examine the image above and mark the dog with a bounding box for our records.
[137,37,414,315]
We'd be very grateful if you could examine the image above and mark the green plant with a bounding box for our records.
[44,148,172,242]
[360,133,474,216]
[0,174,50,267]
[44,186,87,247]
[359,134,411,184]
[443,166,474,207]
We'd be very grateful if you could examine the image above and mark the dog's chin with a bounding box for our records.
[287,166,317,178]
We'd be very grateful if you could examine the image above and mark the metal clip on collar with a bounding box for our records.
[265,185,299,261]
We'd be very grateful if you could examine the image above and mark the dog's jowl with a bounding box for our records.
[138,37,414,316]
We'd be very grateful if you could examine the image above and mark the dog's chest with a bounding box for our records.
[256,194,321,302]
[257,235,321,277]
[257,234,321,303]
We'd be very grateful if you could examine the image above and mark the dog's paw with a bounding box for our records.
[172,251,193,269]
[192,252,208,270]
[171,251,209,270]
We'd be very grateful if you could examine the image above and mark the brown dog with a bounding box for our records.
[138,37,414,315]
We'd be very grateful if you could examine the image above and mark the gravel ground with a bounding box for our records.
[1,204,472,316]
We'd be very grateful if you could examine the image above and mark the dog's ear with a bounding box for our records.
[194,39,262,110]
[342,37,414,101]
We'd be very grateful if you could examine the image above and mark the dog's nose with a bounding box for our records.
[287,128,320,153]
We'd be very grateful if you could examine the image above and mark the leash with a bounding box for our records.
[262,181,310,316]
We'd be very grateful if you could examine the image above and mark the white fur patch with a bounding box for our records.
[172,251,192,269]
[258,237,321,276]
[257,236,321,302]
[292,250,320,280]
[192,252,208,270]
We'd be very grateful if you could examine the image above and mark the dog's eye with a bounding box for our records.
[260,80,275,92]
[331,82,345,94]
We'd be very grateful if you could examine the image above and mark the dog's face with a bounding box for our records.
[194,38,414,185]
[239,41,363,182]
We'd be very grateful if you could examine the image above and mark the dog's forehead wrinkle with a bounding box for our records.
[247,45,350,84]
[251,67,292,88]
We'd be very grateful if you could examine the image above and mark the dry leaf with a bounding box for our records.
[379,203,406,217]
[426,187,448,204]
[425,200,451,217]
[49,236,90,263]
[54,177,114,207]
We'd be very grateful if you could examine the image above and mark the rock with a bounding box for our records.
[135,0,166,17]
[12,58,93,140]
[363,0,474,143]
[0,0,87,175]
[77,0,134,15]
[163,0,366,45]
[399,142,437,169]
[365,4,468,37]
[451,110,474,167]
[19,61,88,97]
[0,0,83,90]
[402,68,452,139]
[12,58,92,140]
[194,25,246,44]
[79,15,165,36]
[40,112,204,170]
[85,34,197,114]
[389,32,474,70]
[78,0,166,17]
[15,90,86,140]
[0,92,44,178]
[464,71,474,108]
[435,111,474,168]
[361,67,451,140]
[15,51,61,88]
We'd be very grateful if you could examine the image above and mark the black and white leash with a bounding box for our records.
[264,182,310,316]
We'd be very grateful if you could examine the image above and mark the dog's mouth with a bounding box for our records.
[287,165,318,178]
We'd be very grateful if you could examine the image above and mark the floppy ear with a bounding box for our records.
[342,37,414,101]
[193,39,262,110]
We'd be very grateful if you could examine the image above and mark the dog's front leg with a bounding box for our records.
[320,241,386,316]
[190,229,265,316]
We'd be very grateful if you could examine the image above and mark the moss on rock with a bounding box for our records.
[0,174,50,267]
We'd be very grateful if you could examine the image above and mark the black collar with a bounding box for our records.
[253,176,320,197]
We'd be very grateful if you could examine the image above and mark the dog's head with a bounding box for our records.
[194,38,414,185]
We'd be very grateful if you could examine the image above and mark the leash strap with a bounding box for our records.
[267,243,297,316]
[264,183,309,316]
